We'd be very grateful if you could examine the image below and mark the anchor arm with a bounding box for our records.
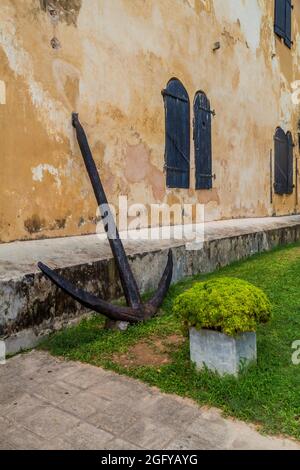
[38,262,142,323]
[147,250,173,312]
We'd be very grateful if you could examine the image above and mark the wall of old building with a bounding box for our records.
[0,0,299,243]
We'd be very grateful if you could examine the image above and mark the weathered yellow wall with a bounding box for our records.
[0,0,299,243]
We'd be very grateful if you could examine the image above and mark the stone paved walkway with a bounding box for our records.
[0,351,299,450]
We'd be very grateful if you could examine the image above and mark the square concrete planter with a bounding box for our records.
[189,328,257,377]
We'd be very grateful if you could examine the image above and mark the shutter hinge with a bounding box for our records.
[164,164,189,173]
[198,106,216,117]
[161,89,189,103]
[198,173,216,180]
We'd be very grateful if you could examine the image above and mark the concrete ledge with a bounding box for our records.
[1,215,300,353]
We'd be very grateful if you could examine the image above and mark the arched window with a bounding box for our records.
[193,91,213,190]
[162,78,190,189]
[274,127,294,195]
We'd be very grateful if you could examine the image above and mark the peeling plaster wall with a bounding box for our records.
[0,0,299,243]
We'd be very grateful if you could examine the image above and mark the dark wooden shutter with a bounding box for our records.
[275,0,286,39]
[284,0,293,48]
[274,127,288,195]
[286,131,294,194]
[274,0,293,48]
[194,91,212,190]
[162,79,190,189]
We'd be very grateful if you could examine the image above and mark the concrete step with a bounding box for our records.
[1,215,300,354]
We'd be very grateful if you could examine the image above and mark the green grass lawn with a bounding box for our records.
[41,243,300,440]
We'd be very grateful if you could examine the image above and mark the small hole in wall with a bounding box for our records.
[48,8,58,18]
[50,37,61,50]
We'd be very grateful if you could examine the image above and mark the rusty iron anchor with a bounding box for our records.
[38,113,173,325]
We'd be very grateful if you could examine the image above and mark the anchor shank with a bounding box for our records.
[72,113,142,310]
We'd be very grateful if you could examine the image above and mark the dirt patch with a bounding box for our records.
[113,334,185,368]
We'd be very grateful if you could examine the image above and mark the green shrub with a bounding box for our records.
[173,277,271,336]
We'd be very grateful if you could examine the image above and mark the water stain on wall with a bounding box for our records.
[40,0,82,26]
[52,59,80,111]
[24,215,46,234]
[124,142,165,201]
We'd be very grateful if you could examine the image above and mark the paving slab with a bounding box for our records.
[63,422,113,450]
[59,390,111,419]
[87,401,141,435]
[0,351,300,450]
